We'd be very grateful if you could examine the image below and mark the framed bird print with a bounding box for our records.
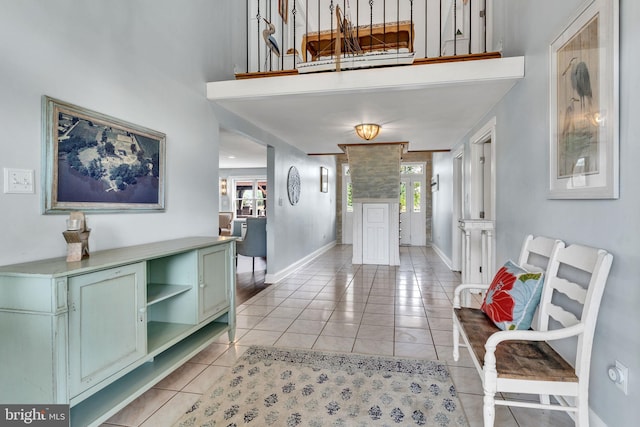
[549,0,619,199]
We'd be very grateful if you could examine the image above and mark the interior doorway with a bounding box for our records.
[451,148,464,272]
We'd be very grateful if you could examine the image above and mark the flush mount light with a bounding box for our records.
[354,123,381,141]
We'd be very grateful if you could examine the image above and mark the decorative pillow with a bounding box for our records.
[480,260,545,331]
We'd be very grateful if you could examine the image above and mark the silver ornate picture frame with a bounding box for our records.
[42,96,166,213]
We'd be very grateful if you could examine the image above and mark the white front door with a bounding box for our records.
[362,203,389,264]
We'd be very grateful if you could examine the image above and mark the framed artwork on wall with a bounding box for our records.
[42,96,166,213]
[548,0,619,199]
[320,166,328,193]
[287,166,300,205]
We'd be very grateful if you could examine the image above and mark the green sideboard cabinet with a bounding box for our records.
[0,236,236,427]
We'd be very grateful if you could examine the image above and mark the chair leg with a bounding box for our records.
[252,257,255,272]
[483,392,496,427]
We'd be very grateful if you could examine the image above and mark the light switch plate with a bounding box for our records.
[3,168,35,194]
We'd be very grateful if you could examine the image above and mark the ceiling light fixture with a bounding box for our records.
[355,123,381,141]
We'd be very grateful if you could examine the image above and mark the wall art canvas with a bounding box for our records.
[549,0,618,199]
[42,96,166,212]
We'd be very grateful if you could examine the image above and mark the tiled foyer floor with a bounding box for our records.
[102,245,573,427]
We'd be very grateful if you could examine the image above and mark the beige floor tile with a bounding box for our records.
[328,310,364,323]
[447,365,484,395]
[431,329,454,346]
[395,315,430,328]
[212,345,250,366]
[356,324,394,341]
[321,322,360,338]
[182,365,230,394]
[105,388,176,426]
[394,342,437,359]
[235,314,264,329]
[188,342,230,364]
[297,308,333,321]
[353,339,394,356]
[286,319,327,335]
[274,332,318,349]
[457,392,518,427]
[313,335,356,352]
[268,306,305,319]
[360,312,394,326]
[364,303,395,315]
[139,392,201,427]
[395,327,431,344]
[253,316,295,332]
[436,345,476,369]
[235,329,282,346]
[395,305,427,317]
[153,362,208,392]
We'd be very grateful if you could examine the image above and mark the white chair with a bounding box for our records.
[453,237,613,427]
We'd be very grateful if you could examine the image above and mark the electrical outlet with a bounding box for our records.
[608,361,629,395]
[3,168,34,194]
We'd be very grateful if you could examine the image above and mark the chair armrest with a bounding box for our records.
[453,283,490,308]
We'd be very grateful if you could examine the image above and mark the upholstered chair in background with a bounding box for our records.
[236,217,266,271]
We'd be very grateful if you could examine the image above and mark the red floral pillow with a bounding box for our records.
[480,260,545,331]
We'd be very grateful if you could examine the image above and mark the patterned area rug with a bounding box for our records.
[174,346,468,427]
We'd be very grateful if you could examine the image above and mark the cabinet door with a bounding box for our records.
[68,262,147,398]
[198,245,232,322]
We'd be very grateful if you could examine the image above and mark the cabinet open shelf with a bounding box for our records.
[147,283,191,306]
[147,321,195,354]
[70,320,231,427]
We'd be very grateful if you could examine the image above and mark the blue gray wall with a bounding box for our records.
[0,0,233,265]
[432,1,638,424]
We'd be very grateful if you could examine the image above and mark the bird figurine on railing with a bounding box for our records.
[262,18,280,69]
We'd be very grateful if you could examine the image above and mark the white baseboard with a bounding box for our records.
[590,408,607,427]
[432,244,454,270]
[265,241,337,284]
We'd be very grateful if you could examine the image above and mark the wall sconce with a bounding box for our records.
[220,178,227,196]
[355,123,381,141]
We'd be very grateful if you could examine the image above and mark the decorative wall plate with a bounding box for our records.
[287,166,300,205]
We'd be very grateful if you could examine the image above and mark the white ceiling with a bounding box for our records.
[219,128,267,169]
[213,57,524,165]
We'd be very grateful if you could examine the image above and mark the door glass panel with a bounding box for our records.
[346,183,353,212]
[399,182,407,213]
[413,182,421,213]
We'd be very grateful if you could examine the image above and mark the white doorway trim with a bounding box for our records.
[470,117,497,221]
[452,146,464,272]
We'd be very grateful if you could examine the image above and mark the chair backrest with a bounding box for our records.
[236,217,267,257]
[517,234,565,273]
[538,243,613,379]
[219,212,233,229]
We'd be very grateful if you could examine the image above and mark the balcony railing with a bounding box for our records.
[241,0,492,76]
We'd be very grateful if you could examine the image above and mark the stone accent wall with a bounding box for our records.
[335,151,433,245]
[346,144,402,199]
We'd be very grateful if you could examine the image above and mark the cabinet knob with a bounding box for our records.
[139,307,147,313]
[199,283,206,289]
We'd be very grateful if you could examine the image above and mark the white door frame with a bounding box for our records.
[470,117,496,221]
[452,147,464,272]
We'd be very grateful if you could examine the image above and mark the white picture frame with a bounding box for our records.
[548,0,619,199]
